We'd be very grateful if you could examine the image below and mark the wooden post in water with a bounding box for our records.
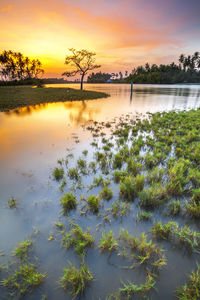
[130,81,133,102]
[131,81,133,93]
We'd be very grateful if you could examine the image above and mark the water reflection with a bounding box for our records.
[0,83,200,300]
[64,101,100,125]
[4,103,49,117]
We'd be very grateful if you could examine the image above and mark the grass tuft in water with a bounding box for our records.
[60,193,77,213]
[13,239,32,260]
[8,197,17,208]
[86,195,100,213]
[1,264,45,298]
[99,230,118,252]
[59,262,93,297]
[53,167,64,181]
[100,186,113,200]
[176,264,200,300]
[62,222,94,256]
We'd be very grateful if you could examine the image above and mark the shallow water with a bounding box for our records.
[0,83,200,299]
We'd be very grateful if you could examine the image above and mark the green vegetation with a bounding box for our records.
[59,262,93,297]
[68,168,80,181]
[119,274,156,299]
[0,86,109,111]
[100,186,113,200]
[62,222,94,256]
[1,264,45,298]
[176,265,200,300]
[168,200,181,216]
[126,52,200,84]
[86,195,101,213]
[8,197,17,208]
[0,50,44,82]
[60,193,77,213]
[151,221,200,252]
[137,210,152,221]
[62,48,100,90]
[13,239,32,260]
[53,167,64,181]
[120,175,145,201]
[99,231,118,252]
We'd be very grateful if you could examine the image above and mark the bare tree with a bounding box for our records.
[62,48,100,90]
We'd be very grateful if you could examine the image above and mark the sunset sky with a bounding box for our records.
[0,0,199,78]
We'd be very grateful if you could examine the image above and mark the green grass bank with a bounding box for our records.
[0,86,109,111]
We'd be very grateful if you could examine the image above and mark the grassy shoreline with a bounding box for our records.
[0,86,109,111]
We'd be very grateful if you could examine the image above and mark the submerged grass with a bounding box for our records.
[62,222,94,256]
[13,239,32,260]
[59,262,93,298]
[176,264,200,300]
[99,231,118,252]
[1,264,45,298]
[60,193,77,213]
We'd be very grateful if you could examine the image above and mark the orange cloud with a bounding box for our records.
[0,0,193,76]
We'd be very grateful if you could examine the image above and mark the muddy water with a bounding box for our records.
[0,84,200,299]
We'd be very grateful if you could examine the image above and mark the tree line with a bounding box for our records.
[0,50,44,83]
[126,52,200,84]
[1,49,200,87]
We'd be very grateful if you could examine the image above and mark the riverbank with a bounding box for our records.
[0,86,109,111]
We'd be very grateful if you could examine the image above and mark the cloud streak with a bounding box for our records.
[0,0,199,75]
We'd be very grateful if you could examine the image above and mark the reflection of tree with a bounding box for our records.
[64,101,100,125]
[4,103,48,117]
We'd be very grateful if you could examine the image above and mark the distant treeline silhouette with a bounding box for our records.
[1,50,200,85]
[126,52,200,84]
[88,52,200,84]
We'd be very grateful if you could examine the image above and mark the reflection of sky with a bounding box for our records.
[0,0,200,76]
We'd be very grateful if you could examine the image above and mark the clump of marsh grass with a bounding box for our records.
[147,167,164,184]
[118,230,166,269]
[126,158,142,176]
[120,175,145,201]
[99,230,118,252]
[139,183,168,208]
[60,193,77,213]
[82,150,88,156]
[13,239,32,260]
[176,264,200,300]
[100,186,113,200]
[8,197,17,208]
[167,159,191,195]
[185,201,200,218]
[77,158,87,174]
[62,222,94,256]
[168,200,181,216]
[1,264,46,298]
[113,153,123,169]
[151,221,200,252]
[137,210,152,221]
[110,200,130,218]
[59,178,67,192]
[151,221,178,239]
[119,273,156,299]
[59,262,93,297]
[53,167,64,181]
[113,170,127,183]
[68,168,80,181]
[86,195,100,213]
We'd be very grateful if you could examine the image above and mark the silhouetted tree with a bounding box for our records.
[62,48,100,90]
[0,50,44,81]
[87,72,112,83]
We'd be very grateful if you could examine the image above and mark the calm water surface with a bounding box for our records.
[0,84,200,299]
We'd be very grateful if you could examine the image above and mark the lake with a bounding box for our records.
[0,83,200,299]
